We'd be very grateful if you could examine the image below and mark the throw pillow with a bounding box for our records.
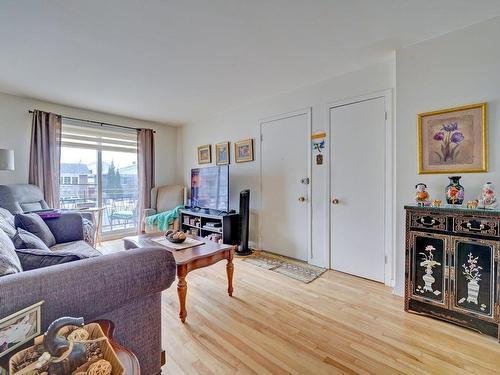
[15,213,56,247]
[0,207,15,227]
[13,228,51,251]
[0,229,22,276]
[0,215,16,238]
[15,248,82,271]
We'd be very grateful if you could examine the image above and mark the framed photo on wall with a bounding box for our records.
[197,144,212,164]
[215,142,230,165]
[235,139,254,163]
[0,301,43,357]
[417,103,488,174]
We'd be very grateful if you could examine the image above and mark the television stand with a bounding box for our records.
[180,209,239,245]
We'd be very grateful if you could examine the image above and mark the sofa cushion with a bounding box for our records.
[14,248,83,271]
[0,229,22,275]
[13,228,51,251]
[15,213,56,247]
[50,240,102,258]
[0,215,16,238]
[0,207,15,226]
[20,201,45,212]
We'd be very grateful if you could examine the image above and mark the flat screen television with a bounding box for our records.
[191,165,229,212]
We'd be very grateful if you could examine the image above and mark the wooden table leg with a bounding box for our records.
[226,249,234,297]
[177,266,188,323]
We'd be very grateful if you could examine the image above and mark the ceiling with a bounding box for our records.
[1,1,500,124]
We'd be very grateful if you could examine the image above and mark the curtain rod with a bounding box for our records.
[28,110,156,133]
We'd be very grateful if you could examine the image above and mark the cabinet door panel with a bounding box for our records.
[411,232,448,306]
[451,237,497,321]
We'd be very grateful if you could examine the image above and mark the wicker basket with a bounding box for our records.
[9,323,124,375]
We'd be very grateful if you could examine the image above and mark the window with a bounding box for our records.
[59,119,138,235]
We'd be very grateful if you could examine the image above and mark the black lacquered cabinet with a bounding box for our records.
[405,205,500,340]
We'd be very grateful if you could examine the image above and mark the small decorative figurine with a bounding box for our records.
[431,199,442,207]
[446,176,465,205]
[467,200,479,209]
[415,183,430,206]
[479,182,497,209]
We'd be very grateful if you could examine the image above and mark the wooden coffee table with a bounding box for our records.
[123,234,236,323]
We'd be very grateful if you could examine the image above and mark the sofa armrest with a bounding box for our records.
[143,208,157,218]
[44,212,84,244]
[0,248,176,328]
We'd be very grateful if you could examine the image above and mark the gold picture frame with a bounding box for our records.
[235,139,254,163]
[417,103,488,174]
[197,144,211,164]
[0,301,44,357]
[215,142,230,165]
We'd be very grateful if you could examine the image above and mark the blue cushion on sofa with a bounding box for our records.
[14,213,56,247]
[14,248,81,271]
[12,228,51,251]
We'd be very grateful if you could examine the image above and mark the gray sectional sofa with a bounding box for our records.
[0,184,177,374]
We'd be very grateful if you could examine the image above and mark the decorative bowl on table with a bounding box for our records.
[165,230,187,244]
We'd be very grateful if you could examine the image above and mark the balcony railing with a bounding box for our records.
[59,184,138,233]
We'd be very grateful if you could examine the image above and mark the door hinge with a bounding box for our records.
[260,134,263,141]
[385,112,388,120]
[385,255,388,264]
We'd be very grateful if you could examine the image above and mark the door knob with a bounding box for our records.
[298,196,306,202]
[331,198,340,204]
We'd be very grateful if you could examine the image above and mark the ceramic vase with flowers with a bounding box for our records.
[419,245,441,293]
[446,176,465,205]
[479,182,497,209]
[462,252,482,305]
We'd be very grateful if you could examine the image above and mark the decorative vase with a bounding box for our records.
[422,268,435,292]
[446,176,464,205]
[467,279,480,304]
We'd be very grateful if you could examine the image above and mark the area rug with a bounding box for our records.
[241,251,326,283]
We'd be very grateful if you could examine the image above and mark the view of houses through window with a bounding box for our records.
[59,120,139,236]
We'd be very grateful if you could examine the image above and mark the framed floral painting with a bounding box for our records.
[197,144,211,164]
[215,142,230,165]
[417,103,488,174]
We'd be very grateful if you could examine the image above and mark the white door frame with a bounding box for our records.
[327,90,395,287]
[259,107,313,263]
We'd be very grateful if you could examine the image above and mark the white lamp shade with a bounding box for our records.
[0,149,15,171]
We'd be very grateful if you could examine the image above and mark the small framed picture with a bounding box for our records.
[197,144,212,164]
[417,103,488,174]
[215,142,230,165]
[0,301,44,357]
[235,139,254,163]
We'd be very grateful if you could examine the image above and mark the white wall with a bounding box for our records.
[180,60,395,267]
[0,92,179,187]
[395,16,500,295]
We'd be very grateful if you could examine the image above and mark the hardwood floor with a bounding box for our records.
[160,258,500,375]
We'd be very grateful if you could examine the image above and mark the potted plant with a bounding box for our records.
[462,252,482,305]
[419,245,441,292]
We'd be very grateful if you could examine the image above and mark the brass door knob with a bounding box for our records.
[331,198,340,204]
[298,196,306,202]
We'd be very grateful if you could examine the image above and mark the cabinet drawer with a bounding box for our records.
[410,213,447,231]
[453,217,499,238]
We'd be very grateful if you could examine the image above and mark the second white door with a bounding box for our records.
[261,111,310,261]
[330,97,386,282]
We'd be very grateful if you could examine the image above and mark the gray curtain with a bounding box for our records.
[137,128,155,233]
[28,110,62,208]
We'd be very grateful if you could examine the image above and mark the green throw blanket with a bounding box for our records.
[146,205,184,232]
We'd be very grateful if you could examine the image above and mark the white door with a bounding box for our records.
[261,111,310,261]
[330,97,386,282]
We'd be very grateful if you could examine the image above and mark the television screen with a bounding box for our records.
[191,166,229,211]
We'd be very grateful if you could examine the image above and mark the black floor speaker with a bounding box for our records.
[237,189,252,256]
